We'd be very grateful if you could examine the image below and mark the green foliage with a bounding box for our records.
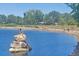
[24,10,44,25]
[60,13,77,25]
[0,9,78,26]
[66,3,79,25]
[0,15,7,23]
[43,11,61,25]
[7,15,17,23]
[16,16,23,25]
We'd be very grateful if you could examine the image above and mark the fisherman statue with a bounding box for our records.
[9,28,32,56]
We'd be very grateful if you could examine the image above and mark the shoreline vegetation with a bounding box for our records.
[0,25,79,42]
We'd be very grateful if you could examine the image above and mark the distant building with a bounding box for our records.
[38,22,46,25]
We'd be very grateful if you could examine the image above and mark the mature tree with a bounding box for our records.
[66,3,79,25]
[0,15,7,23]
[24,10,34,25]
[7,15,17,23]
[34,10,44,23]
[24,10,44,25]
[43,14,51,25]
[16,16,23,25]
[0,9,78,26]
[44,11,61,25]
[60,13,77,25]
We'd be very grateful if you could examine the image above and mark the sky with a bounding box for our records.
[0,3,72,17]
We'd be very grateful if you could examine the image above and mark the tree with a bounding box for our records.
[43,14,51,25]
[44,11,61,25]
[16,16,23,25]
[0,15,7,23]
[34,10,44,23]
[24,10,44,25]
[66,3,79,25]
[24,10,35,25]
[7,15,17,23]
[60,13,77,25]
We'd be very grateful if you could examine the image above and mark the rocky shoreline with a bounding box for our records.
[70,42,79,56]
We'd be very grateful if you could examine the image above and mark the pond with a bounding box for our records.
[0,29,77,56]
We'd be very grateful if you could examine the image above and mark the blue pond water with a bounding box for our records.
[0,29,77,56]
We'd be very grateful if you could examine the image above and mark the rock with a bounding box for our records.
[70,42,79,56]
